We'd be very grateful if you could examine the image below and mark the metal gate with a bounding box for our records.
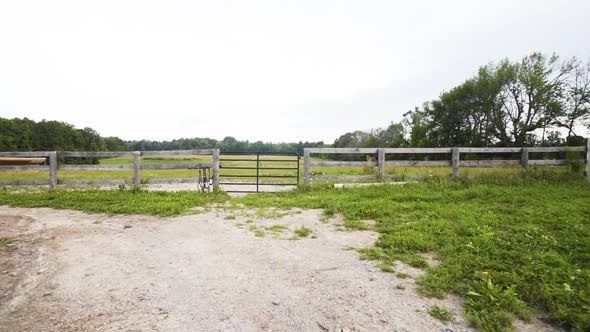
[219,152,300,193]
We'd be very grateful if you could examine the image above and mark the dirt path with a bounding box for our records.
[0,205,475,331]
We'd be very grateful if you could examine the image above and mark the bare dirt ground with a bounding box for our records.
[0,203,554,331]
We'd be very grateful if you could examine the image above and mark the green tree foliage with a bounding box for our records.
[0,118,106,152]
[396,52,589,148]
[126,137,325,154]
[560,57,590,143]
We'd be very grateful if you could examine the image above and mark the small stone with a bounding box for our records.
[369,277,375,281]
[43,292,52,297]
[2,271,7,274]
[9,272,17,277]
[272,300,280,305]
[38,268,48,274]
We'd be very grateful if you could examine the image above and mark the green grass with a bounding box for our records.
[0,237,17,247]
[377,262,395,273]
[235,174,590,331]
[266,224,288,233]
[428,306,454,323]
[0,187,229,217]
[294,226,312,238]
[254,230,266,237]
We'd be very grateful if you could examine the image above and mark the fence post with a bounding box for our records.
[451,148,460,177]
[521,148,529,173]
[212,149,220,191]
[378,148,385,180]
[586,138,590,182]
[133,151,142,187]
[303,149,310,185]
[49,151,57,190]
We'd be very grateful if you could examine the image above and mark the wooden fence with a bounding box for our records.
[304,139,590,184]
[0,150,220,190]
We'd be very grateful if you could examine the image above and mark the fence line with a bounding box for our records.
[304,140,590,184]
[0,150,220,190]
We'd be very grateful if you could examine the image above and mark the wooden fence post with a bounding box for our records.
[521,148,529,173]
[303,149,310,185]
[133,151,142,187]
[212,149,220,191]
[451,148,460,177]
[378,148,385,180]
[586,138,590,182]
[49,151,57,190]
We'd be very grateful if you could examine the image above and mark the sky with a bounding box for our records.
[1,0,589,143]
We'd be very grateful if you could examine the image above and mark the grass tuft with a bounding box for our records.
[294,226,312,238]
[0,237,17,247]
[428,306,454,323]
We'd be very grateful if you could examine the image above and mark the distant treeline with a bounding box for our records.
[0,117,325,155]
[125,137,325,154]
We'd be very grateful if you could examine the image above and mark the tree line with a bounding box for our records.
[125,136,324,154]
[335,52,589,149]
[0,117,324,155]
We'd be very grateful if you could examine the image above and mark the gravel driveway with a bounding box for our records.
[0,205,474,331]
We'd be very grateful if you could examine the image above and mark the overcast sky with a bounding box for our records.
[1,1,589,143]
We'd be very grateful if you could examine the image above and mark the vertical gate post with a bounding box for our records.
[303,149,310,185]
[451,148,460,177]
[133,151,142,187]
[49,151,58,190]
[521,148,529,173]
[256,153,260,193]
[212,149,220,190]
[585,138,590,182]
[377,148,385,180]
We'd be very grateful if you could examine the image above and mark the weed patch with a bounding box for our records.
[0,237,16,247]
[428,306,454,323]
[294,226,312,238]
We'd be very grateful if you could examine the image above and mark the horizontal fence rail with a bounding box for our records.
[0,150,220,190]
[304,141,590,184]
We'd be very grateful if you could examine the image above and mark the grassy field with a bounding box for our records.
[235,174,590,331]
[0,173,588,331]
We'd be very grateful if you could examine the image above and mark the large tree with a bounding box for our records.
[495,53,571,146]
[559,57,590,143]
